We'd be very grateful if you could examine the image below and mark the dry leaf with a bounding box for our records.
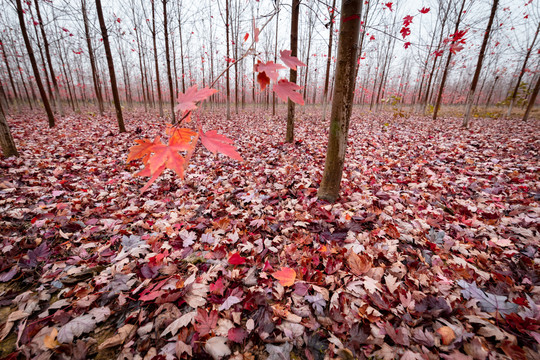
[347,251,372,276]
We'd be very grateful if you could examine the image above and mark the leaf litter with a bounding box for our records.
[0,109,539,359]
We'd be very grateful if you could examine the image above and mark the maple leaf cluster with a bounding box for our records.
[254,49,306,105]
[128,86,242,192]
[400,8,430,49]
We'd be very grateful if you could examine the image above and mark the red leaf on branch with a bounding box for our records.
[243,32,249,42]
[257,71,271,91]
[400,27,411,38]
[254,60,286,81]
[403,15,414,27]
[419,7,430,14]
[384,2,393,11]
[404,42,411,49]
[199,129,243,161]
[273,79,304,105]
[127,137,160,164]
[280,50,306,70]
[175,86,218,114]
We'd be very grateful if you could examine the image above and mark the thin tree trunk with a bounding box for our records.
[463,0,498,127]
[15,0,55,127]
[178,0,186,93]
[523,72,540,121]
[272,1,279,115]
[96,0,126,132]
[285,0,300,143]
[318,0,362,202]
[507,22,540,118]
[0,37,19,102]
[35,0,64,116]
[0,99,18,157]
[132,3,148,112]
[322,0,337,120]
[225,0,231,120]
[152,0,164,117]
[82,0,104,115]
[433,0,467,120]
[163,0,176,123]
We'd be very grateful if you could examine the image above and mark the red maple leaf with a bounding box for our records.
[199,129,243,161]
[404,42,411,49]
[243,32,249,42]
[400,26,411,38]
[210,278,226,296]
[403,15,414,27]
[228,253,246,265]
[273,79,304,105]
[385,2,393,11]
[257,71,270,91]
[419,7,430,14]
[175,86,218,114]
[449,43,464,54]
[194,308,218,337]
[280,50,306,70]
[254,60,286,81]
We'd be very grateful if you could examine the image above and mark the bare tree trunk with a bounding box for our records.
[523,72,540,121]
[82,0,104,115]
[177,0,186,93]
[15,0,55,127]
[272,1,279,116]
[225,0,231,120]
[433,0,467,120]
[132,2,148,112]
[152,0,164,117]
[35,0,64,117]
[303,10,314,104]
[285,0,300,143]
[96,0,126,132]
[463,0,498,127]
[0,99,18,157]
[507,22,540,118]
[163,0,176,123]
[318,0,362,202]
[322,0,337,120]
[0,37,19,103]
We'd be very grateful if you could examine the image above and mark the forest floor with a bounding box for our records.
[0,109,539,360]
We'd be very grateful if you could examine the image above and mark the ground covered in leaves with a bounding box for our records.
[0,108,539,360]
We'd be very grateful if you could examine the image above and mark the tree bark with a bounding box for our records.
[15,0,55,128]
[152,0,164,117]
[322,0,337,120]
[523,72,540,121]
[318,0,362,202]
[0,99,18,157]
[35,0,64,116]
[272,0,279,115]
[82,0,105,115]
[433,0,467,120]
[463,0,498,127]
[0,37,19,103]
[96,0,126,132]
[225,0,231,120]
[285,0,300,143]
[507,22,540,118]
[163,0,176,123]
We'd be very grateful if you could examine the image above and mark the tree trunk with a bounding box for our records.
[35,0,64,117]
[132,4,148,112]
[463,0,498,127]
[0,37,19,103]
[285,0,300,143]
[82,0,104,115]
[152,0,164,117]
[322,0,337,120]
[433,0,467,120]
[272,1,279,116]
[163,0,176,123]
[96,0,126,132]
[178,0,186,93]
[523,72,540,121]
[318,0,362,202]
[0,99,18,157]
[15,0,55,128]
[507,22,540,118]
[225,0,231,120]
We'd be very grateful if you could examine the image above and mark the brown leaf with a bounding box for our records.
[347,251,372,276]
[436,326,456,345]
[98,324,136,350]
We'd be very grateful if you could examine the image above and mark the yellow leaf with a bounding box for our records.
[44,328,59,349]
